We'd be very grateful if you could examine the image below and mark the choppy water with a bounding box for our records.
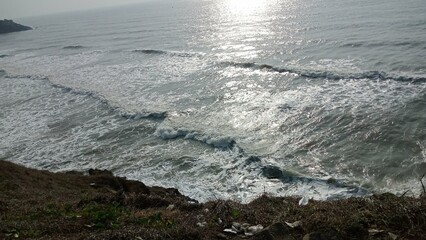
[1,0,425,202]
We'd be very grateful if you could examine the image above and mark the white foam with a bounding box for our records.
[155,126,236,149]
[1,45,426,203]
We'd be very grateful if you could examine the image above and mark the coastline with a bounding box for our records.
[0,20,32,34]
[1,160,425,240]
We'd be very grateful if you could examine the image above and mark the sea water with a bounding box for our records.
[0,0,425,202]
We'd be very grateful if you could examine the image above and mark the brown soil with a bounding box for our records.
[0,160,425,240]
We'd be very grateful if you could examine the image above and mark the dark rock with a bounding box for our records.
[151,186,197,203]
[245,156,261,165]
[278,104,293,111]
[253,222,294,240]
[303,228,342,240]
[88,168,150,194]
[117,178,150,195]
[344,222,369,239]
[0,199,8,211]
[217,233,228,239]
[0,19,32,34]
[326,178,337,184]
[76,192,125,206]
[64,170,84,176]
[88,168,113,176]
[376,192,397,200]
[128,194,170,209]
[89,175,122,191]
[262,165,284,179]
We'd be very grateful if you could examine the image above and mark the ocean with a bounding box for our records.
[0,0,425,203]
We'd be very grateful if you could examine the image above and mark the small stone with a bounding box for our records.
[253,222,294,240]
[345,222,368,239]
[303,232,334,240]
[388,232,398,240]
[368,229,384,235]
[299,196,309,206]
[241,223,251,231]
[303,234,311,240]
[223,228,238,234]
[285,220,302,228]
[196,221,207,227]
[203,208,209,213]
[303,229,342,240]
[245,224,264,236]
[217,233,228,239]
[232,222,242,228]
[166,204,175,210]
[232,222,244,233]
[217,217,223,224]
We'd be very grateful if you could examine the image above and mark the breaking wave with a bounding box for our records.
[63,45,86,49]
[120,111,168,120]
[259,164,369,195]
[132,49,199,58]
[340,40,426,49]
[132,49,167,55]
[222,61,426,83]
[4,72,49,81]
[154,127,238,150]
[2,71,168,122]
[51,83,168,121]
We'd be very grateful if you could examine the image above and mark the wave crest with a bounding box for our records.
[221,61,426,83]
[121,111,167,120]
[132,49,198,58]
[63,45,85,49]
[132,49,166,55]
[154,127,237,149]
[4,73,48,81]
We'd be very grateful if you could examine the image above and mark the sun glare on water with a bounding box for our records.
[210,0,275,59]
[224,0,269,16]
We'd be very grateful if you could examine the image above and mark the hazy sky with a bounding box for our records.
[0,0,150,18]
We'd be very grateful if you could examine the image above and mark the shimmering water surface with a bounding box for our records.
[1,0,425,202]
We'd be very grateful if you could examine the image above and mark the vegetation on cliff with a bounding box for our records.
[0,160,425,239]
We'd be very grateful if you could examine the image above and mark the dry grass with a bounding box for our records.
[1,160,425,239]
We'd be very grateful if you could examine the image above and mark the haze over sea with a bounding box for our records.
[1,0,425,202]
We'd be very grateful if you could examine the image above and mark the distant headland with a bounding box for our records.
[0,19,32,34]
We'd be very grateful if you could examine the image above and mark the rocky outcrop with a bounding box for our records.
[1,160,426,240]
[0,19,32,34]
[253,222,294,240]
[88,168,150,195]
